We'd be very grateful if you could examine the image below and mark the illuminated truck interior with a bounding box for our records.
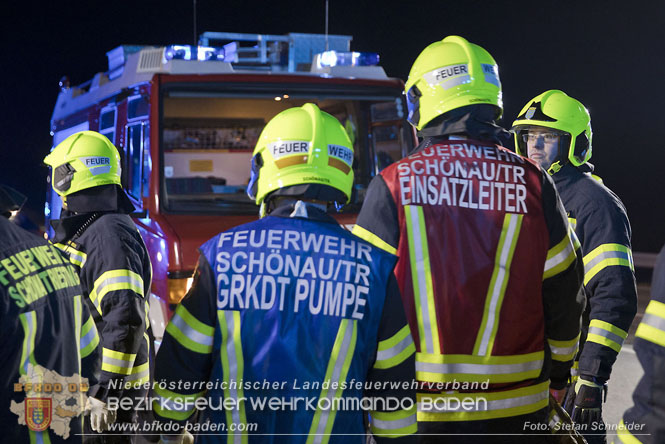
[160,84,413,214]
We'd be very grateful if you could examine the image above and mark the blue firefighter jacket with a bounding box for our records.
[153,203,416,443]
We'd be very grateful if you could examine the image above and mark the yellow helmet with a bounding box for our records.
[247,103,354,211]
[512,90,592,174]
[44,131,121,196]
[405,35,502,130]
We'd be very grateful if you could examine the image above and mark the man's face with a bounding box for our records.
[525,128,561,170]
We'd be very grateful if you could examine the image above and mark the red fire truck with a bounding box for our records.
[46,32,415,343]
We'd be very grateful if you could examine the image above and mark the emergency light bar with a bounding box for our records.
[164,42,238,62]
[314,51,380,69]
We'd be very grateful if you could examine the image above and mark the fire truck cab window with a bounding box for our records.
[161,88,412,214]
[125,123,144,201]
[99,107,116,144]
[128,96,149,120]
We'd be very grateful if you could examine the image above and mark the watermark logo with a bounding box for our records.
[10,364,88,439]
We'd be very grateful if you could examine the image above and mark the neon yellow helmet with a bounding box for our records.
[512,90,592,174]
[405,35,502,130]
[247,103,354,211]
[44,131,121,197]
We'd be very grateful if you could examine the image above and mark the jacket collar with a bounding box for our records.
[268,200,339,225]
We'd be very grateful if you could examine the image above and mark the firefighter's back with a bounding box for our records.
[0,216,100,443]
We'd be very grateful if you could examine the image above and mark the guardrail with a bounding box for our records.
[633,252,658,269]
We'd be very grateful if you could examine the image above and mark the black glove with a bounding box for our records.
[567,378,607,424]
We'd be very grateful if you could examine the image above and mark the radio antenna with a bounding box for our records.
[325,0,329,51]
[193,0,198,45]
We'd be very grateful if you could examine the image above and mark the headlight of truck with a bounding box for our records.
[167,271,194,304]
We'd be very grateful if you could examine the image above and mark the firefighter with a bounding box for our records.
[615,244,665,444]
[0,184,101,442]
[152,103,417,443]
[44,131,154,443]
[352,36,585,443]
[512,90,638,444]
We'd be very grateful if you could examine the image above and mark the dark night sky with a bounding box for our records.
[2,1,663,252]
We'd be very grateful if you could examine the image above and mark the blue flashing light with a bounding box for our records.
[315,51,380,69]
[164,42,238,62]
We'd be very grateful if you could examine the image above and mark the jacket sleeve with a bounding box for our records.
[152,254,216,429]
[540,172,585,389]
[365,273,417,443]
[619,245,665,443]
[575,193,638,383]
[353,174,400,254]
[84,235,150,401]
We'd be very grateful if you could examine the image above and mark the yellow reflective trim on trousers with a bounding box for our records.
[543,226,578,280]
[153,385,204,421]
[474,214,523,356]
[166,304,215,354]
[615,419,644,443]
[370,405,417,437]
[417,381,549,422]
[307,319,358,444]
[416,351,544,383]
[374,325,415,370]
[352,225,397,255]
[19,311,38,376]
[635,300,665,347]
[547,333,580,362]
[587,319,628,353]
[219,310,248,444]
[583,243,634,285]
[89,269,145,314]
[405,205,440,354]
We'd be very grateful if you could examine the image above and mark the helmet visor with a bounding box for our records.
[52,163,77,193]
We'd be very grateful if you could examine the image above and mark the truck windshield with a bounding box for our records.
[160,83,413,214]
